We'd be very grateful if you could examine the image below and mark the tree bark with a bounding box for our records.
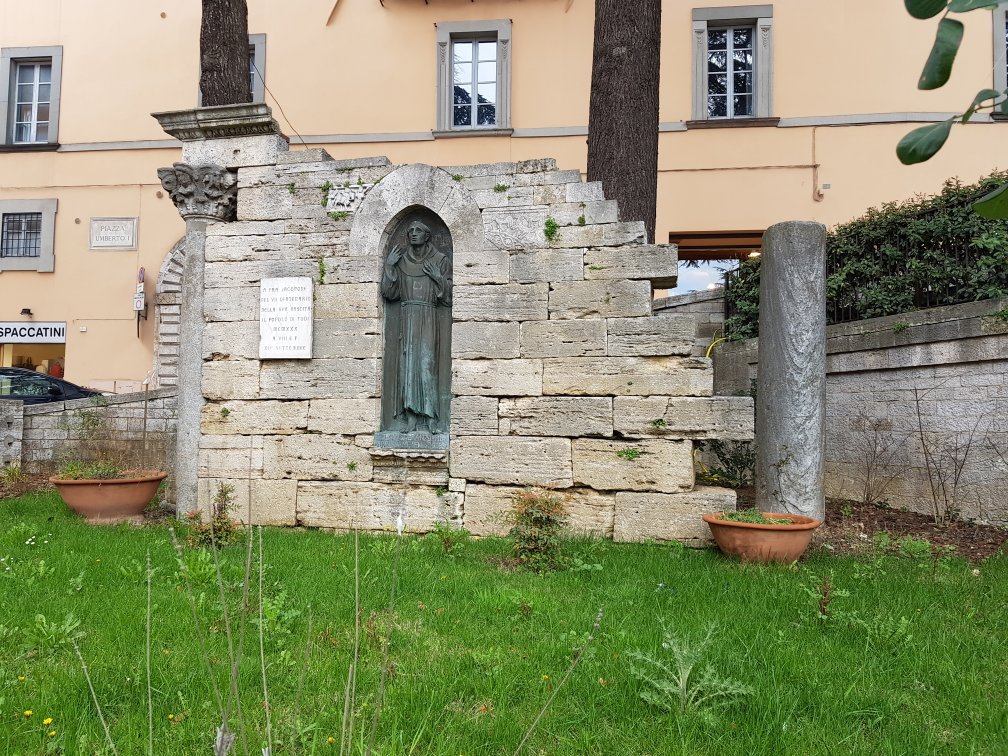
[199,0,251,107]
[586,0,662,244]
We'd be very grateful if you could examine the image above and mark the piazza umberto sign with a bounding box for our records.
[0,322,67,344]
[89,217,138,250]
[259,277,313,359]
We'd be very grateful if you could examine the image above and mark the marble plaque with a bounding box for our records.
[259,277,314,359]
[89,217,138,250]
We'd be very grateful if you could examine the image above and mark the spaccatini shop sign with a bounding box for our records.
[0,322,67,344]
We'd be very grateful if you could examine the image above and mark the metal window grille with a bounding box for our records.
[0,213,42,258]
[451,38,497,128]
[706,26,754,119]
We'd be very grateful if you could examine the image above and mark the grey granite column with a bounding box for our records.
[755,221,826,520]
[156,164,237,514]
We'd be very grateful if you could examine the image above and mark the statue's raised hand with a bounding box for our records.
[421,258,441,280]
[386,244,403,266]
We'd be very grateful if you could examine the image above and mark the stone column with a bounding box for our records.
[153,104,288,514]
[755,221,826,520]
[156,164,237,515]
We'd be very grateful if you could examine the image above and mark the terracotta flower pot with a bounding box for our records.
[50,471,167,523]
[702,511,821,563]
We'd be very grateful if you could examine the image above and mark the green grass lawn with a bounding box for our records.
[1,491,1006,755]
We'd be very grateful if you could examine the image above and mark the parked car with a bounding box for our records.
[0,367,102,405]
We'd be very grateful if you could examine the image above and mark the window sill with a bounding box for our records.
[685,118,780,130]
[0,260,52,273]
[0,142,60,153]
[432,127,514,139]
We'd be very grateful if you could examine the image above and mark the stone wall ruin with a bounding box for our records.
[156,108,753,544]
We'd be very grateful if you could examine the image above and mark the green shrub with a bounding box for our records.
[509,489,566,572]
[185,482,240,548]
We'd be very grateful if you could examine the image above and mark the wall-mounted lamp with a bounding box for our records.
[19,308,33,317]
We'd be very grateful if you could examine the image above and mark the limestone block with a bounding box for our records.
[463,484,615,537]
[606,314,696,357]
[531,184,568,206]
[307,398,380,435]
[181,134,288,170]
[453,284,548,322]
[204,287,258,322]
[201,400,308,435]
[511,168,581,186]
[548,280,652,319]
[320,257,383,285]
[584,244,678,288]
[197,437,264,479]
[510,248,584,284]
[237,185,294,221]
[452,359,542,396]
[552,222,646,248]
[482,206,547,250]
[565,182,605,203]
[499,397,613,437]
[203,360,260,400]
[449,396,499,436]
[314,284,381,319]
[276,147,336,165]
[203,260,314,288]
[448,477,466,493]
[543,357,713,397]
[452,322,520,359]
[547,201,619,227]
[573,438,693,493]
[371,450,450,486]
[613,396,755,440]
[297,481,460,531]
[313,319,382,359]
[613,486,737,545]
[519,320,606,358]
[260,358,380,399]
[470,186,535,209]
[197,478,298,526]
[449,436,573,487]
[263,434,372,480]
[207,220,285,237]
[205,233,289,263]
[442,161,517,178]
[203,321,258,360]
[453,244,510,285]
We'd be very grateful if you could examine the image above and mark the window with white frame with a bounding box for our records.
[435,20,512,134]
[1,46,63,146]
[0,199,57,272]
[692,7,772,122]
[993,6,1008,111]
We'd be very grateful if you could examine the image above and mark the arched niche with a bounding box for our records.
[377,206,453,450]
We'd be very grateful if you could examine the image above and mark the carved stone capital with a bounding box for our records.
[157,163,237,222]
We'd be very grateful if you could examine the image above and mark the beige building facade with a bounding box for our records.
[1,0,1005,390]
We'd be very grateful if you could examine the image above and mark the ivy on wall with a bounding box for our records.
[724,172,1008,338]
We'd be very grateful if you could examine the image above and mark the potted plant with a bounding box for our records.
[702,510,821,563]
[50,461,167,523]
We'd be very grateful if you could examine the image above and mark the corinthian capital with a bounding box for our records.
[157,163,237,222]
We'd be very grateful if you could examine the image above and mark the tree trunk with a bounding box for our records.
[586,0,662,244]
[199,0,251,107]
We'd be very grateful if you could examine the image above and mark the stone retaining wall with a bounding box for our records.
[6,389,178,473]
[190,148,753,544]
[714,298,1008,525]
[654,289,725,357]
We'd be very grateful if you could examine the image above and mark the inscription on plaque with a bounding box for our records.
[89,217,138,250]
[259,277,314,359]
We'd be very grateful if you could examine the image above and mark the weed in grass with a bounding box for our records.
[186,482,240,549]
[1,464,24,485]
[22,613,85,656]
[627,623,752,724]
[431,520,470,557]
[509,489,567,572]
